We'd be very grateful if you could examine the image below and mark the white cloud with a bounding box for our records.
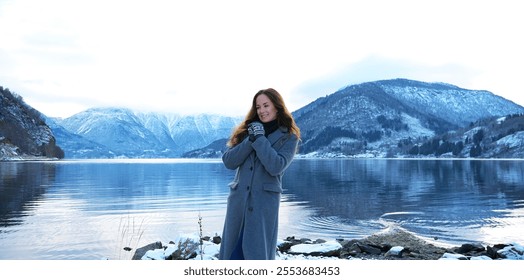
[1,0,523,118]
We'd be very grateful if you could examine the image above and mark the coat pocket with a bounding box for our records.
[263,183,282,193]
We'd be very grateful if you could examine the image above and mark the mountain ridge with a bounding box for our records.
[0,86,64,160]
[294,78,524,157]
[187,79,524,158]
[53,107,242,158]
[3,78,524,159]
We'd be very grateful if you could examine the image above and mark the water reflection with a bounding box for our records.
[0,162,57,227]
[282,159,524,244]
[1,159,523,259]
[45,159,233,213]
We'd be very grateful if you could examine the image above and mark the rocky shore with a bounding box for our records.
[131,227,524,260]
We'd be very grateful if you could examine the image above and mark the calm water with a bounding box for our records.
[1,158,523,260]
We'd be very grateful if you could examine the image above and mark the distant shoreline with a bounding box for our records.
[1,156,60,162]
[3,156,524,162]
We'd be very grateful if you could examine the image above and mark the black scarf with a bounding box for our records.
[263,120,279,136]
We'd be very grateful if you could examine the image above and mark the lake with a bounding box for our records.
[1,158,523,260]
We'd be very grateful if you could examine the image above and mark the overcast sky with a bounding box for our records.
[1,0,522,118]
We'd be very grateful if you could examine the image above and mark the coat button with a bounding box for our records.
[248,207,253,211]
[247,186,250,190]
[249,167,253,171]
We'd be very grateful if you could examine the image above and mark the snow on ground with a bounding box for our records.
[140,238,343,261]
[139,235,524,261]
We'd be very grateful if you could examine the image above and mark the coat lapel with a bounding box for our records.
[267,127,288,147]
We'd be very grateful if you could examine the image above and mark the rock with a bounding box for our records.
[357,243,382,255]
[486,244,507,259]
[132,241,163,260]
[496,244,524,260]
[166,238,200,260]
[453,243,485,254]
[131,228,524,260]
[340,242,362,258]
[385,246,405,257]
[278,236,305,252]
[212,235,221,244]
[356,228,448,260]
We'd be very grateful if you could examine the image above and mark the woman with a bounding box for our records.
[219,88,301,260]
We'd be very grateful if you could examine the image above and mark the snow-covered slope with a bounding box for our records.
[377,79,522,126]
[46,78,524,159]
[294,79,524,157]
[55,107,242,158]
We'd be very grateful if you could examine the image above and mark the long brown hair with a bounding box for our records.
[227,88,301,147]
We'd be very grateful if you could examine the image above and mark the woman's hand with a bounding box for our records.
[248,121,265,142]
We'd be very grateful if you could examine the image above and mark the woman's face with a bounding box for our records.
[255,93,278,123]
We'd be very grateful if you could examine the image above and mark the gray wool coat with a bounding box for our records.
[218,126,299,260]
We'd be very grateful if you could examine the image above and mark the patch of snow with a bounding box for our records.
[497,243,524,260]
[401,113,434,137]
[386,246,404,256]
[288,240,342,255]
[470,256,493,260]
[439,253,467,260]
[496,131,524,149]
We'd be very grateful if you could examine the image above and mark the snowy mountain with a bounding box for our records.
[0,86,64,160]
[294,79,524,158]
[406,113,524,158]
[136,112,241,153]
[54,107,242,158]
[44,116,115,159]
[6,78,522,160]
